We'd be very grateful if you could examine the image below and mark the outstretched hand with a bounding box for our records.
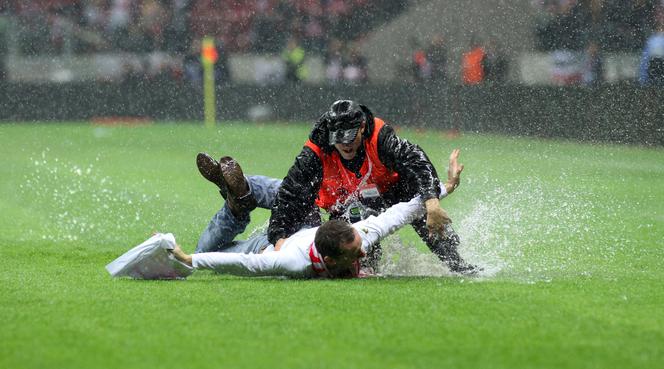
[445,148,464,194]
[425,202,452,238]
[171,243,193,267]
[425,149,465,238]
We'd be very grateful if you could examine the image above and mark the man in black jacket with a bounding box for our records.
[266,100,477,274]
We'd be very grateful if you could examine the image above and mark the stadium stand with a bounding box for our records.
[0,0,661,84]
[0,0,406,54]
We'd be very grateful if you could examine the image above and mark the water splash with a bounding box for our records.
[376,175,633,281]
[23,149,630,281]
[378,234,451,277]
[20,152,161,243]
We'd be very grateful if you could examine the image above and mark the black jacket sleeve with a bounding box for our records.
[376,124,441,201]
[268,115,331,245]
[267,146,324,245]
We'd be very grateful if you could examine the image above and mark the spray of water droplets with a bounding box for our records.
[20,151,161,244]
[376,175,635,281]
[378,234,451,277]
[21,148,633,280]
[240,175,629,281]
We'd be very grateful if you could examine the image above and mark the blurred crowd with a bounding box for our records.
[531,0,664,85]
[0,0,400,84]
[0,0,400,54]
[533,0,661,52]
[0,0,662,85]
[406,0,664,86]
[408,35,509,85]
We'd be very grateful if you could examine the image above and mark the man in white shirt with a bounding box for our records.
[172,149,465,279]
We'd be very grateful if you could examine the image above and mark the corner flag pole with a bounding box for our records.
[201,36,218,128]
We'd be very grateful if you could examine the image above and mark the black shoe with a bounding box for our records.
[447,260,482,276]
[428,229,482,276]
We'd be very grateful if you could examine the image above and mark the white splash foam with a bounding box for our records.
[371,175,629,281]
[21,156,161,243]
[377,234,451,277]
[475,177,628,280]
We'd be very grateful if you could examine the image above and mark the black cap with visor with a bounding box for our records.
[326,100,365,145]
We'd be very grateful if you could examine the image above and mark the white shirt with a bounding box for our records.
[192,196,428,278]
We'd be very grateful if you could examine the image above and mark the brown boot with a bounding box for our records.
[196,153,257,216]
[196,153,226,194]
[218,156,257,217]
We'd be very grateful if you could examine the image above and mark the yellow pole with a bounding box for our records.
[201,37,217,128]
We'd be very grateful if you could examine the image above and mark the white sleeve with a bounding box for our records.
[191,249,310,278]
[353,196,425,246]
[439,181,448,198]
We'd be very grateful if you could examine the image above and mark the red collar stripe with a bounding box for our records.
[308,243,329,276]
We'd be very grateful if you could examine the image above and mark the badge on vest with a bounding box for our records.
[360,184,380,199]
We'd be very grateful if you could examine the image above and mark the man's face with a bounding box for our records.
[334,123,365,160]
[331,228,366,269]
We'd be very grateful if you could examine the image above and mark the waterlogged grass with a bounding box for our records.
[1,122,663,369]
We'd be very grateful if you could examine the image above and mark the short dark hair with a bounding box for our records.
[314,219,355,258]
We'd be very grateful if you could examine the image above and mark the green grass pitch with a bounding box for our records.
[0,122,663,369]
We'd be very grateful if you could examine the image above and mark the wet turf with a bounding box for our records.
[1,122,663,369]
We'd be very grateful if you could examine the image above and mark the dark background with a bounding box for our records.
[1,81,662,146]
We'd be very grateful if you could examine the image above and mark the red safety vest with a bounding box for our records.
[304,118,400,211]
[462,47,486,85]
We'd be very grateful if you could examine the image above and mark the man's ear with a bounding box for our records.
[323,256,336,266]
[356,123,365,139]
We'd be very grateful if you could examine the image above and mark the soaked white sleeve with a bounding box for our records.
[439,182,448,198]
[354,197,426,246]
[191,249,310,278]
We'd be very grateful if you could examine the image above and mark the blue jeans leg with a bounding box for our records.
[221,233,271,254]
[196,175,282,253]
[196,205,249,253]
[248,175,282,209]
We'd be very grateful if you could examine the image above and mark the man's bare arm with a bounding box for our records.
[425,148,465,236]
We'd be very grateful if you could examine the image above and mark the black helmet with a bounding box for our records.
[327,100,366,145]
